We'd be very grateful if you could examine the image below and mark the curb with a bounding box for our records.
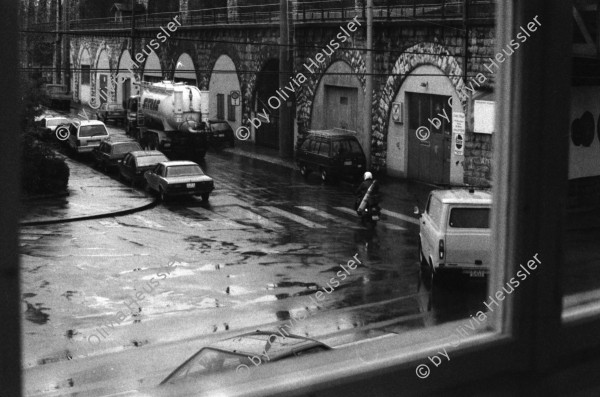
[21,190,70,202]
[221,147,296,171]
[20,198,159,227]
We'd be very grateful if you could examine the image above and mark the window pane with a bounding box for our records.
[562,7,600,307]
[449,208,490,228]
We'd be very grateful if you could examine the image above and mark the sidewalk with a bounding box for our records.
[222,140,296,170]
[20,154,156,226]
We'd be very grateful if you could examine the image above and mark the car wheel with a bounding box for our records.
[300,164,309,178]
[419,242,428,268]
[201,193,210,202]
[320,168,328,183]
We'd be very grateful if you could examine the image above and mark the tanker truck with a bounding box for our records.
[126,81,210,158]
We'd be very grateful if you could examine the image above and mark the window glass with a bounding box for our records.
[562,8,600,304]
[211,122,231,132]
[427,196,443,226]
[162,349,248,384]
[300,139,310,151]
[448,208,490,228]
[318,141,330,156]
[112,143,141,155]
[81,65,90,85]
[79,125,108,137]
[348,140,363,155]
[166,165,203,177]
[137,155,168,167]
[217,93,225,120]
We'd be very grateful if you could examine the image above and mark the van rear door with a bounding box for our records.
[444,206,491,269]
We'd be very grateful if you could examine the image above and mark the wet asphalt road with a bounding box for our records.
[20,120,489,395]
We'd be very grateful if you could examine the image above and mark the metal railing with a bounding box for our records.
[28,0,494,32]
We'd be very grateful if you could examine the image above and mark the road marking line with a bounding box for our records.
[380,209,420,225]
[332,207,406,231]
[295,206,357,227]
[260,206,326,229]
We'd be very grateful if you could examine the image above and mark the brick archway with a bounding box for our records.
[372,42,466,171]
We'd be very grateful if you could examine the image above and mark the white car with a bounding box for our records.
[37,116,70,138]
[416,188,492,281]
[144,160,214,202]
[58,119,110,154]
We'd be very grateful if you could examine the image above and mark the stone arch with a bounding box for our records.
[77,45,93,103]
[94,47,111,106]
[372,42,466,171]
[142,50,163,82]
[208,54,243,133]
[116,49,136,106]
[297,49,366,136]
[173,53,198,85]
[243,42,279,124]
[206,44,243,91]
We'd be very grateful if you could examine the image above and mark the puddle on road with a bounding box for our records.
[23,301,50,325]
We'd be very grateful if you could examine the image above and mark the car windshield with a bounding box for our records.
[347,139,363,154]
[46,118,68,126]
[211,123,231,132]
[448,207,491,228]
[162,348,248,384]
[79,124,108,137]
[166,165,203,177]
[136,154,168,167]
[112,143,141,155]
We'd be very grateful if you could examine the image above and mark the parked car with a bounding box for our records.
[160,331,331,386]
[98,103,126,123]
[37,116,70,138]
[118,150,169,185]
[295,129,366,182]
[415,188,492,282]
[58,120,110,154]
[206,120,235,147]
[92,140,143,171]
[144,160,214,202]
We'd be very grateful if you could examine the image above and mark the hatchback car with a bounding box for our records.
[144,160,214,201]
[92,140,143,171]
[119,150,169,185]
[59,120,110,154]
[207,120,235,147]
[416,188,492,282]
[295,129,366,182]
[160,331,331,386]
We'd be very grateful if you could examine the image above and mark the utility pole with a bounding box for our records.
[279,0,293,158]
[131,0,136,75]
[62,0,70,92]
[365,0,373,170]
[53,0,59,84]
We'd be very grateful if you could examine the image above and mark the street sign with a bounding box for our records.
[452,112,465,156]
[230,91,240,106]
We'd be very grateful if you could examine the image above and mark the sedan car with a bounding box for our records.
[160,331,331,386]
[92,140,143,171]
[144,160,214,201]
[118,150,169,185]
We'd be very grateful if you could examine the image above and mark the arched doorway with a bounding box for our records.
[116,50,136,107]
[95,49,110,106]
[78,48,92,104]
[310,61,367,152]
[386,64,461,184]
[173,53,197,85]
[253,58,279,148]
[143,51,162,83]
[209,54,242,135]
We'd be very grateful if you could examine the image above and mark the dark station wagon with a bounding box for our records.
[295,129,366,182]
[92,140,143,171]
[118,150,169,185]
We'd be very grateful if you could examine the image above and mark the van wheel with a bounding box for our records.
[419,242,428,268]
[300,164,309,178]
[320,169,328,182]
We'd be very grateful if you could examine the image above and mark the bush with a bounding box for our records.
[22,136,70,196]
[20,74,70,196]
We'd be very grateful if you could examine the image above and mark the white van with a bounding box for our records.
[416,189,492,281]
[61,120,110,154]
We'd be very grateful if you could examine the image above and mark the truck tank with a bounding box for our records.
[139,81,209,133]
